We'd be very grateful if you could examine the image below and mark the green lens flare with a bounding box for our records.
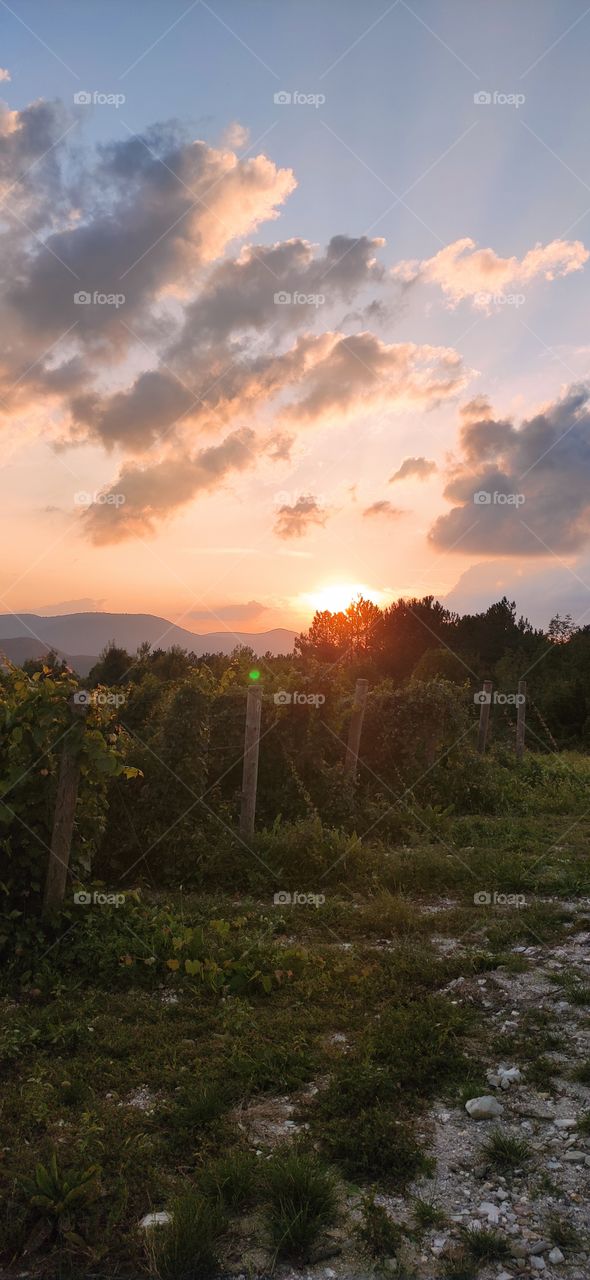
[248,669,261,681]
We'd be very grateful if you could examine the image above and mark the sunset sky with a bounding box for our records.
[2,0,590,636]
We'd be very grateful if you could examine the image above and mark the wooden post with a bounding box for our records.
[239,685,262,840]
[477,680,492,754]
[42,698,87,919]
[345,678,369,778]
[516,679,527,760]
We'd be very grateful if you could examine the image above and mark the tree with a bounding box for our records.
[547,613,578,644]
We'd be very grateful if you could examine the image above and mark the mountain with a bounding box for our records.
[0,612,296,669]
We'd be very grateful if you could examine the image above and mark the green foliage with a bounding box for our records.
[145,1191,226,1280]
[19,1151,99,1244]
[263,1144,339,1259]
[356,1194,406,1257]
[481,1129,531,1170]
[0,666,135,929]
[460,1225,511,1261]
[197,1151,259,1211]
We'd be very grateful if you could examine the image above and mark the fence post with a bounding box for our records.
[239,685,262,840]
[345,678,369,778]
[42,698,87,919]
[477,680,493,754]
[516,679,527,760]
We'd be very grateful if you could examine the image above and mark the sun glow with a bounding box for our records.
[303,582,385,614]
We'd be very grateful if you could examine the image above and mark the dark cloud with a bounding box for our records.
[390,456,437,482]
[430,385,590,555]
[82,428,255,543]
[363,500,405,518]
[273,495,328,539]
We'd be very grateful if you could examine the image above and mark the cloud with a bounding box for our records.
[0,69,11,82]
[429,385,590,555]
[390,456,437,482]
[188,599,268,621]
[220,121,250,148]
[393,236,588,307]
[0,92,474,543]
[274,495,328,539]
[169,234,385,351]
[33,598,105,615]
[363,500,405,519]
[82,428,256,543]
[284,333,469,425]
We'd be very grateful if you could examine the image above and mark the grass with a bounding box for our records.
[197,1151,259,1211]
[412,1197,447,1230]
[481,1129,532,1171]
[263,1145,339,1260]
[461,1225,511,1262]
[355,1194,406,1258]
[3,765,590,1277]
[547,1212,583,1249]
[145,1191,226,1280]
[573,1059,590,1085]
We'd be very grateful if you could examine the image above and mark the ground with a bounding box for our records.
[1,784,590,1279]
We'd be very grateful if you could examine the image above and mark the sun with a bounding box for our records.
[304,582,384,614]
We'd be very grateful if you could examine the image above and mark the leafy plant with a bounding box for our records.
[19,1152,99,1244]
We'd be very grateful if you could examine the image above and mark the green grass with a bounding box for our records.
[355,1194,406,1258]
[197,1151,259,1211]
[3,768,590,1278]
[461,1225,511,1262]
[145,1191,226,1280]
[547,1212,583,1249]
[481,1129,531,1171]
[263,1145,339,1260]
[412,1197,447,1230]
[572,1059,590,1085]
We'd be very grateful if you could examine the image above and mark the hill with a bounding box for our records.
[0,612,296,669]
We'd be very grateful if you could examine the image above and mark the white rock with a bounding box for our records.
[499,1070,521,1090]
[140,1211,171,1229]
[549,1247,565,1264]
[554,1118,576,1129]
[530,1258,545,1271]
[479,1201,500,1224]
[465,1095,504,1119]
[497,1188,509,1201]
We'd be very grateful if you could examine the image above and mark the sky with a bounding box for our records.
[2,0,590,637]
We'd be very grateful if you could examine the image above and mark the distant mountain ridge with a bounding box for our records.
[0,612,296,675]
